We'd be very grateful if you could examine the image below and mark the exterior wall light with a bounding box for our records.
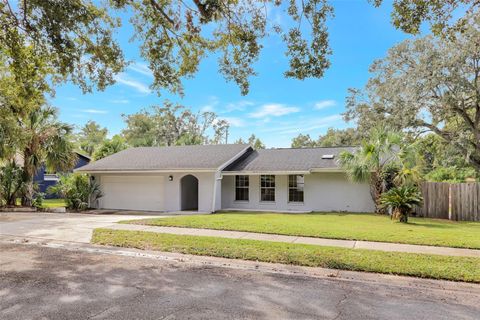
[168,175,173,181]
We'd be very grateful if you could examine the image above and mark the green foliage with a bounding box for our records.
[0,161,24,206]
[233,134,266,149]
[122,102,229,147]
[0,0,125,94]
[1,0,475,104]
[291,128,363,148]
[318,128,362,147]
[77,121,108,156]
[18,105,77,206]
[425,167,477,183]
[345,14,480,171]
[371,0,477,36]
[415,133,476,181]
[380,186,423,223]
[291,134,317,148]
[339,127,422,213]
[48,174,103,211]
[247,134,265,149]
[111,0,333,95]
[93,135,128,160]
[32,192,45,209]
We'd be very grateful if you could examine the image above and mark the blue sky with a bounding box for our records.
[51,0,413,147]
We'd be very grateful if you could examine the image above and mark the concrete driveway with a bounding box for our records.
[0,211,160,243]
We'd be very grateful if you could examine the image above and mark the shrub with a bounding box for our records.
[380,186,423,223]
[32,192,45,209]
[48,174,102,211]
[425,166,477,183]
[0,162,25,206]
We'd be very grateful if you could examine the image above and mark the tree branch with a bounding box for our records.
[149,0,175,26]
[192,0,208,18]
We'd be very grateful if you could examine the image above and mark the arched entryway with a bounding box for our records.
[180,174,199,211]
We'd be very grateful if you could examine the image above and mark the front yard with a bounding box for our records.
[92,228,480,283]
[41,198,66,208]
[124,212,480,249]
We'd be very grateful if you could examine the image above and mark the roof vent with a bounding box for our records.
[322,154,335,159]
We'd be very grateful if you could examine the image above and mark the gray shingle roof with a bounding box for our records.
[224,147,356,172]
[76,144,250,172]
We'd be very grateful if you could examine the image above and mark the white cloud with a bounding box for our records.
[249,103,300,118]
[128,62,153,77]
[259,114,343,134]
[200,96,220,113]
[114,74,151,94]
[81,108,108,114]
[221,117,245,127]
[109,99,130,104]
[224,100,254,112]
[201,105,215,112]
[314,100,337,110]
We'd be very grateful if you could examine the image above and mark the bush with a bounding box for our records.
[425,166,477,183]
[0,162,25,206]
[380,186,423,223]
[32,192,45,209]
[48,174,102,211]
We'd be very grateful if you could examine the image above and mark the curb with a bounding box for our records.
[1,234,479,293]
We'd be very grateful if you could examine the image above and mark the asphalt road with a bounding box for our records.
[1,242,479,320]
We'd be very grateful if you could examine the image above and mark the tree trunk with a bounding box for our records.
[21,179,34,207]
[391,208,409,223]
[370,173,384,214]
[20,153,35,207]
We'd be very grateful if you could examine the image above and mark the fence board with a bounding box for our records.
[413,182,480,221]
[414,182,449,219]
[451,183,480,222]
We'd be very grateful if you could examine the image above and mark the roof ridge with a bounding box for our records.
[259,146,358,150]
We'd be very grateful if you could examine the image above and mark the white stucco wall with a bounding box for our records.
[221,172,375,213]
[93,172,217,212]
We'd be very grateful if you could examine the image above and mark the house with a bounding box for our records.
[35,152,91,197]
[76,144,375,213]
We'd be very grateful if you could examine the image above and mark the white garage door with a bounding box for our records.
[101,176,164,211]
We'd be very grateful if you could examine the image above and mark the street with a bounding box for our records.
[1,241,479,320]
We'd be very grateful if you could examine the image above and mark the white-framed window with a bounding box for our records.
[260,175,275,202]
[235,175,249,201]
[288,175,304,203]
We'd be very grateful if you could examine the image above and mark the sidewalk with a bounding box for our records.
[107,224,480,258]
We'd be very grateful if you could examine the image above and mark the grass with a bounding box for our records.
[123,212,480,249]
[92,228,480,283]
[41,198,66,208]
[15,198,66,208]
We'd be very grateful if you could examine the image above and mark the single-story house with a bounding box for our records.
[76,144,375,213]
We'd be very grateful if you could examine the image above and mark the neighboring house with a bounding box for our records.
[35,152,91,197]
[76,144,375,213]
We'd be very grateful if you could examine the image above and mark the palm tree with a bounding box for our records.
[339,127,403,213]
[19,106,77,206]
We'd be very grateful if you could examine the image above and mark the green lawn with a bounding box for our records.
[15,198,66,208]
[92,228,480,283]
[41,198,66,208]
[124,212,480,249]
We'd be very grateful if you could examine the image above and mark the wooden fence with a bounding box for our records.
[414,182,480,222]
